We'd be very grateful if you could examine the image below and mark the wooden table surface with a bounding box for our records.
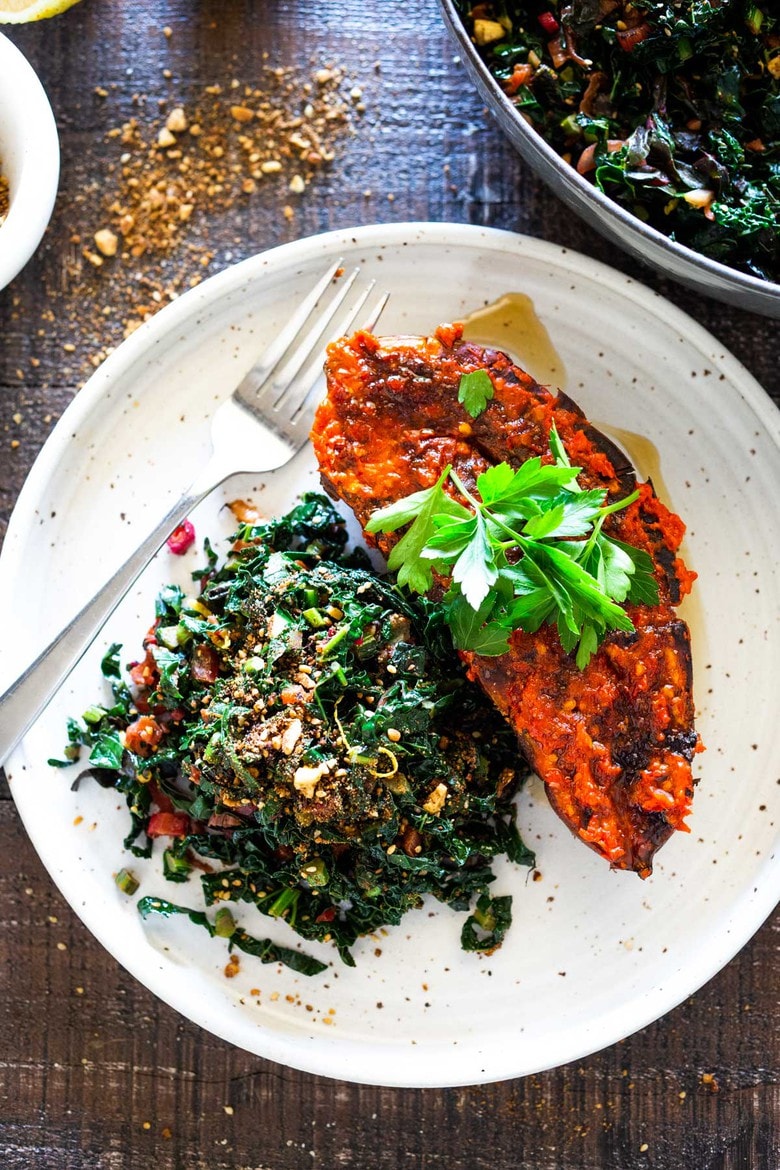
[0,2,777,1167]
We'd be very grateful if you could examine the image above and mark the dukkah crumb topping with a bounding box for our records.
[56,496,534,973]
[0,172,10,226]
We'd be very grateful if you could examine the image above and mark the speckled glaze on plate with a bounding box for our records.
[1,223,778,1088]
[438,0,780,318]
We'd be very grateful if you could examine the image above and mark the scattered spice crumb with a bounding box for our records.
[94,228,119,257]
[0,171,9,226]
[45,61,364,387]
[97,64,355,265]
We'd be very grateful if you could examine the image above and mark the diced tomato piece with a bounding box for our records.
[161,707,186,724]
[130,648,159,690]
[147,811,190,838]
[148,781,175,814]
[191,643,221,684]
[538,11,559,35]
[124,715,164,755]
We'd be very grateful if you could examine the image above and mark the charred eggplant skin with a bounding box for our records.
[312,324,701,876]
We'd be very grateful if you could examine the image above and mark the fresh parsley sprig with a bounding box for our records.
[365,424,659,667]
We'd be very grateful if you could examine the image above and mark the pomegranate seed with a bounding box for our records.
[167,519,195,555]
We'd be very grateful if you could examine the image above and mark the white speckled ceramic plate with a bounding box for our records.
[1,224,778,1088]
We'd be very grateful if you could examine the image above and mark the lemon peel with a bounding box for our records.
[0,0,83,23]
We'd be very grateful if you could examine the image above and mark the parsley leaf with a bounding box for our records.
[447,595,511,657]
[613,540,659,606]
[431,511,500,610]
[366,467,470,594]
[478,455,579,508]
[367,429,661,668]
[548,421,571,468]
[458,369,495,418]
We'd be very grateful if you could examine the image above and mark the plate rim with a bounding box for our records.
[2,221,779,1087]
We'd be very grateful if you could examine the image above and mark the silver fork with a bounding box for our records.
[0,260,388,767]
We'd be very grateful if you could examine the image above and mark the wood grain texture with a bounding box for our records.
[0,1,777,1167]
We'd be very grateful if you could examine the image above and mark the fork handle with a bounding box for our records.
[0,485,212,770]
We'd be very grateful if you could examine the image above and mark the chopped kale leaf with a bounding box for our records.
[457,1,780,281]
[55,494,534,973]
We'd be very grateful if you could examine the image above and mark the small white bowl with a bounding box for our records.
[0,31,59,292]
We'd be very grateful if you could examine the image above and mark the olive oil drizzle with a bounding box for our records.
[460,292,567,390]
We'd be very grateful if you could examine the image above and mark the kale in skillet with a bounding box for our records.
[458,0,780,281]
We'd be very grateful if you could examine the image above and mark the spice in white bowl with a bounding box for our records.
[0,32,59,291]
[0,168,9,226]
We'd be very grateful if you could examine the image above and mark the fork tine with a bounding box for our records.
[242,256,345,390]
[229,276,389,451]
[283,284,387,422]
[259,266,363,403]
[361,290,390,333]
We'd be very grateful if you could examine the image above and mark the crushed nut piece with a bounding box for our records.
[94,228,119,257]
[165,106,188,133]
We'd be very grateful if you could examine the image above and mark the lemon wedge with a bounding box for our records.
[0,0,82,22]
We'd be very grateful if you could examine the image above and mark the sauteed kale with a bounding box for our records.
[54,496,533,973]
[458,1,780,281]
